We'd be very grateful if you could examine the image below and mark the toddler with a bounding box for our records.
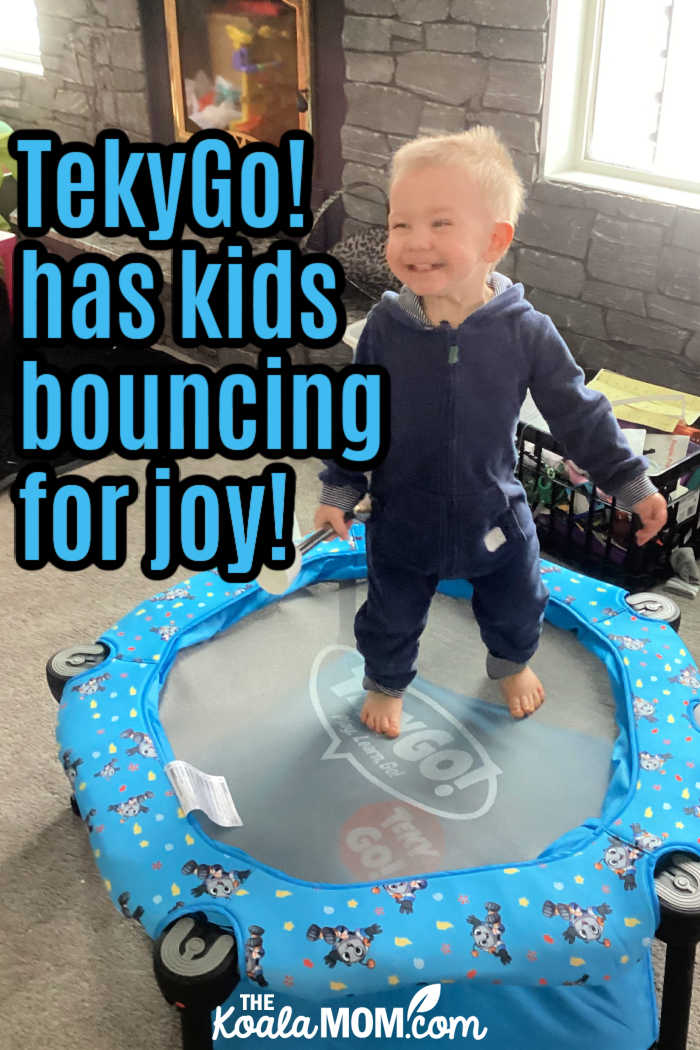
[315,127,667,738]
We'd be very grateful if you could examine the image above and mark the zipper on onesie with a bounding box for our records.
[438,320,460,365]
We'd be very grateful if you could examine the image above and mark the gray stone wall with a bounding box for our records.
[0,0,150,143]
[340,0,700,396]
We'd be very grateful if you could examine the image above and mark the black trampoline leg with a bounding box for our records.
[179,1005,213,1050]
[154,913,239,1050]
[658,941,696,1050]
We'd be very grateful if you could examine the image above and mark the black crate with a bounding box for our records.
[515,421,700,589]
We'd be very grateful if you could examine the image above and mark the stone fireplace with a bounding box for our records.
[0,0,698,391]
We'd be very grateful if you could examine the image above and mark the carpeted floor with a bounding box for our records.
[1,449,699,1050]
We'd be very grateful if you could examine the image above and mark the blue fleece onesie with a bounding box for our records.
[320,273,656,696]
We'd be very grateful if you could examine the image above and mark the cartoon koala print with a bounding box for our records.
[120,728,158,759]
[71,672,110,697]
[306,923,382,969]
[595,836,641,890]
[245,925,268,987]
[466,902,512,965]
[382,879,428,915]
[108,791,154,821]
[639,750,673,772]
[94,758,120,778]
[543,900,612,946]
[151,623,179,641]
[181,860,251,899]
[608,635,646,652]
[630,823,663,852]
[670,666,700,694]
[151,586,194,602]
[61,749,83,787]
[118,891,144,924]
[633,697,657,724]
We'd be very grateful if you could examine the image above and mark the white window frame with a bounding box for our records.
[0,0,43,76]
[541,0,700,210]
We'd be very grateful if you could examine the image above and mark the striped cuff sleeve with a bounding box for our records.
[320,484,365,512]
[609,473,657,510]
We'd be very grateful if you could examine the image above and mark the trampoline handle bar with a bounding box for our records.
[299,498,372,555]
[256,498,372,594]
[298,526,337,554]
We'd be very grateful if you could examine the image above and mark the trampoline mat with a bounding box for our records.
[159,580,618,883]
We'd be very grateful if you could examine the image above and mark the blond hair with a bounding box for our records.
[390,126,525,227]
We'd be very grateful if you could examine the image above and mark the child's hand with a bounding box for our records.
[314,504,351,541]
[632,492,668,545]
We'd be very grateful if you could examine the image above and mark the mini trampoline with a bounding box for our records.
[51,523,700,1050]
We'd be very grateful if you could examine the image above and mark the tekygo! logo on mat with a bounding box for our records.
[310,646,502,819]
[213,984,488,1040]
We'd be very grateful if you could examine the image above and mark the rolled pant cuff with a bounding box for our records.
[486,653,528,680]
[363,675,404,699]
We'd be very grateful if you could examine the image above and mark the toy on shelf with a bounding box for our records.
[184,70,242,131]
[203,4,299,145]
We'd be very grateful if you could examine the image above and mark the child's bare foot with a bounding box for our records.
[360,691,403,738]
[499,667,545,719]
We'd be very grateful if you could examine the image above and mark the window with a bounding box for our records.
[543,0,699,207]
[0,0,42,76]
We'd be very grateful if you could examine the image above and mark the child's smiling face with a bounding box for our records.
[386,163,498,301]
